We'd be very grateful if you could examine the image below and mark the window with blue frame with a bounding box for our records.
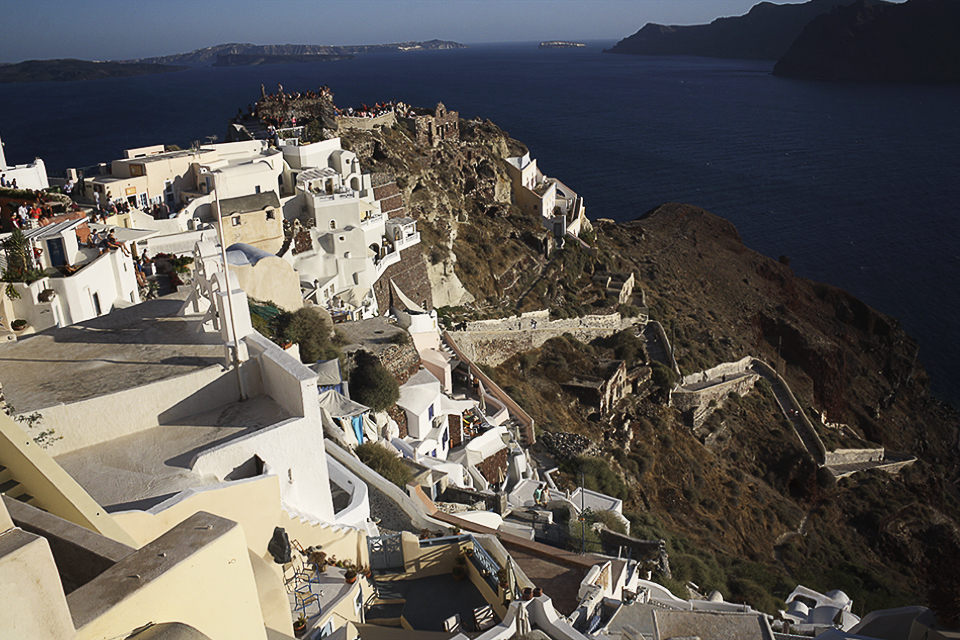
[428,404,434,420]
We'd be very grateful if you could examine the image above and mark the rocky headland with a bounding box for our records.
[254,91,960,613]
[604,0,859,60]
[773,0,960,83]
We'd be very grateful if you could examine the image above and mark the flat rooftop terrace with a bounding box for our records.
[55,394,289,511]
[0,294,225,413]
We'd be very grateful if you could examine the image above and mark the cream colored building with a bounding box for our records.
[216,192,284,254]
[506,152,587,238]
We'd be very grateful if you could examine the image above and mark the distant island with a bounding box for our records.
[124,40,467,67]
[212,53,354,67]
[0,58,186,83]
[0,40,466,84]
[539,41,586,49]
[774,0,960,83]
[604,0,869,60]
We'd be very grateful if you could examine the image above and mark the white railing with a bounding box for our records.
[360,212,384,230]
[393,231,421,251]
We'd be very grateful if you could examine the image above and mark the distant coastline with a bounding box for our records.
[212,53,354,67]
[539,41,585,49]
[0,59,186,83]
[123,40,467,67]
[0,40,466,83]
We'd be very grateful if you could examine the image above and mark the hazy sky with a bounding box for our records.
[2,0,826,63]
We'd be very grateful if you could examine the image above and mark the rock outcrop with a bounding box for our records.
[604,0,857,60]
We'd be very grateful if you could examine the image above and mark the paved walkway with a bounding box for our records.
[640,322,677,373]
[682,370,751,392]
[751,362,826,466]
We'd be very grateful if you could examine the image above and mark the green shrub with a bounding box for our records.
[350,351,400,412]
[592,509,628,535]
[561,455,628,500]
[355,442,413,488]
[283,307,339,363]
[651,361,677,388]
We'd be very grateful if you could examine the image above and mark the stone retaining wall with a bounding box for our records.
[336,112,397,131]
[824,448,885,466]
[464,310,622,333]
[672,373,759,429]
[449,311,635,367]
[680,356,753,387]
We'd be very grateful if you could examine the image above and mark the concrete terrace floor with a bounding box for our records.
[373,574,491,633]
[55,395,290,511]
[0,293,225,413]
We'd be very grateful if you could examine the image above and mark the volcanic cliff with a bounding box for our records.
[257,94,960,614]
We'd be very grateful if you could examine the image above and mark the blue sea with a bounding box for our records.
[2,42,959,406]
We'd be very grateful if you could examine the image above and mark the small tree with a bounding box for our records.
[282,307,339,364]
[350,351,399,412]
[2,228,45,299]
[650,361,677,388]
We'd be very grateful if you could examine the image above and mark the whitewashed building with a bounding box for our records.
[0,132,49,191]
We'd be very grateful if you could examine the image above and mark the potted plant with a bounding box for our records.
[496,568,508,589]
[308,550,327,570]
[293,614,307,637]
[11,319,28,332]
[533,587,543,597]
[521,587,534,601]
[452,564,467,581]
[344,568,358,584]
[360,564,372,578]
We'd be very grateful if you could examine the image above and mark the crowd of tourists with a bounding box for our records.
[334,100,410,119]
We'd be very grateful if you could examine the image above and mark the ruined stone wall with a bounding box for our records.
[402,103,459,148]
[372,245,433,313]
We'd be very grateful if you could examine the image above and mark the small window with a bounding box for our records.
[428,404,434,420]
[255,185,261,194]
[329,220,336,230]
[92,292,102,316]
[232,216,241,227]
[266,209,275,220]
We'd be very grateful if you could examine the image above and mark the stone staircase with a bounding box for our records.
[0,464,40,508]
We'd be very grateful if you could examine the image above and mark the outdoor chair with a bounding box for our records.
[294,585,321,618]
[443,614,462,632]
[284,555,317,594]
[473,604,496,632]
